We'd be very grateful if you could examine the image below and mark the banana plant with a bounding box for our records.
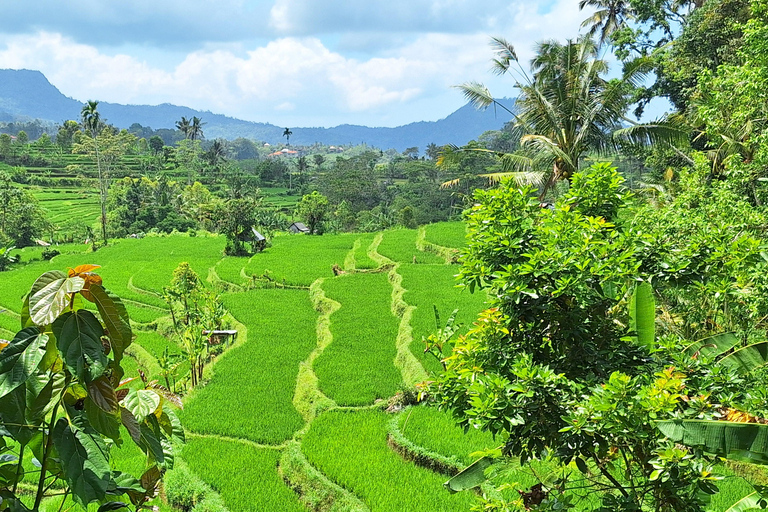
[0,265,183,512]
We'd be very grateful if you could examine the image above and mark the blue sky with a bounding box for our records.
[0,0,613,128]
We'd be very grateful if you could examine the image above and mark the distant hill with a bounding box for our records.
[0,69,515,151]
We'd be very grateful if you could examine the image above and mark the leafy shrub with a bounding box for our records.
[41,247,60,260]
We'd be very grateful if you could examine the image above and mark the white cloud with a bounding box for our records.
[0,0,592,127]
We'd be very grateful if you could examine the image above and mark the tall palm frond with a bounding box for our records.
[578,0,633,47]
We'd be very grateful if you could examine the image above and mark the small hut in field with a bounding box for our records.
[289,222,310,234]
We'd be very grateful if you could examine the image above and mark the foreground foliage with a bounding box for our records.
[0,265,182,511]
[433,163,768,511]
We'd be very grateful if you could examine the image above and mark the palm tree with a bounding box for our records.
[205,139,227,171]
[448,36,681,197]
[578,0,633,47]
[81,100,108,244]
[176,117,191,138]
[283,128,293,145]
[190,116,206,141]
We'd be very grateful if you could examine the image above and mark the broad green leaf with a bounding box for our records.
[29,270,85,326]
[88,376,118,413]
[657,420,768,464]
[53,417,111,508]
[85,397,122,443]
[122,389,160,423]
[444,456,494,493]
[0,383,35,445]
[138,415,165,464]
[629,282,655,349]
[720,342,768,374]
[120,407,141,445]
[683,332,740,359]
[724,492,767,512]
[20,294,34,329]
[90,285,132,363]
[0,327,48,399]
[108,471,145,495]
[25,370,66,422]
[52,310,107,383]
[163,403,185,442]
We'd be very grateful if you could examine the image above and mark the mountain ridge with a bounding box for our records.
[0,68,515,151]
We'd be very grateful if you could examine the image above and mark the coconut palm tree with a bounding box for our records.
[81,100,108,244]
[446,36,682,197]
[190,116,206,141]
[283,128,293,145]
[176,116,191,138]
[578,0,633,47]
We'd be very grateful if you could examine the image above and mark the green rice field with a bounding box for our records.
[2,222,760,512]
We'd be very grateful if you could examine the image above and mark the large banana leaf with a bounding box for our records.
[630,282,655,349]
[683,332,740,359]
[719,342,768,373]
[724,492,768,512]
[444,456,494,493]
[657,420,768,464]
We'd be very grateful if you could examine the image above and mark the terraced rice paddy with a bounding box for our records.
[7,222,750,512]
[314,273,401,405]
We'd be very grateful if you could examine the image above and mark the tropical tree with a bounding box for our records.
[578,0,633,47]
[81,100,108,244]
[205,139,227,171]
[283,127,293,145]
[448,36,680,198]
[189,116,205,141]
[296,191,330,235]
[175,116,191,139]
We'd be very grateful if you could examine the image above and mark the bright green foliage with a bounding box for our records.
[302,409,478,511]
[183,437,304,512]
[181,289,316,443]
[432,163,742,510]
[633,162,768,340]
[456,163,641,379]
[295,191,330,235]
[0,265,182,511]
[0,172,48,248]
[314,274,401,405]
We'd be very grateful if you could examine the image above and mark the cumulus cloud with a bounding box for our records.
[0,0,591,127]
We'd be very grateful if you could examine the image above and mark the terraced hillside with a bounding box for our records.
[0,223,499,511]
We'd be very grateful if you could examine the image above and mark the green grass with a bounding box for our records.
[181,289,316,443]
[399,263,488,375]
[246,233,357,286]
[397,405,497,467]
[424,222,468,249]
[183,437,305,512]
[377,229,443,264]
[302,409,478,512]
[314,273,401,405]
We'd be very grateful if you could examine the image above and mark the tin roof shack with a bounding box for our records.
[289,222,310,234]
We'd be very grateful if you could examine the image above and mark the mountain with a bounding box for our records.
[0,69,514,151]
